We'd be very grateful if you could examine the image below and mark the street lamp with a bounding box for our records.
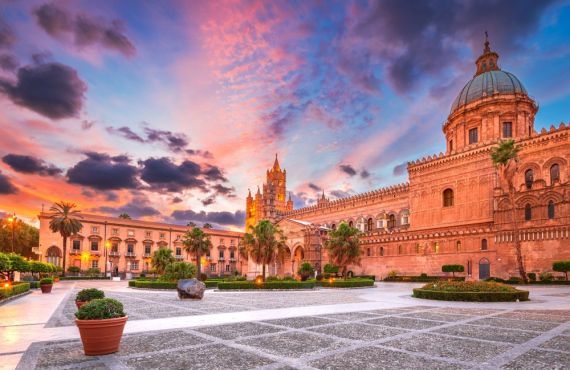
[7,214,16,253]
[105,241,111,277]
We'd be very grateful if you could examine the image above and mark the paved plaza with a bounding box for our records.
[1,282,569,369]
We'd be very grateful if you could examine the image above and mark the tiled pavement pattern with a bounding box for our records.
[19,305,570,369]
[46,289,369,327]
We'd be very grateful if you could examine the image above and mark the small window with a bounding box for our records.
[525,204,532,221]
[210,264,215,272]
[367,248,370,257]
[502,122,512,138]
[548,201,554,219]
[131,261,138,270]
[91,260,98,268]
[331,224,336,230]
[230,239,235,244]
[550,164,560,185]
[443,189,454,207]
[176,247,181,256]
[398,245,402,255]
[219,250,224,258]
[434,242,439,253]
[230,250,235,259]
[225,264,230,272]
[482,62,487,70]
[449,140,453,151]
[387,214,396,229]
[92,226,98,233]
[128,230,134,236]
[403,216,409,224]
[127,244,134,253]
[220,239,224,244]
[146,232,151,237]
[112,228,118,234]
[160,233,165,238]
[489,60,494,67]
[417,244,422,254]
[468,128,478,144]
[112,242,118,252]
[348,221,354,227]
[176,235,180,240]
[91,241,98,251]
[456,241,461,252]
[72,240,80,250]
[525,169,533,189]
[380,247,384,256]
[481,239,488,250]
[145,245,151,254]
[367,218,373,231]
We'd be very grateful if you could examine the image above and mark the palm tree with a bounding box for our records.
[203,223,212,229]
[182,227,212,278]
[242,220,287,280]
[324,222,363,280]
[118,213,131,219]
[491,139,527,282]
[150,247,175,275]
[187,221,196,227]
[48,201,83,276]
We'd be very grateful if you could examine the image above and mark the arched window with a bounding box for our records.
[367,248,370,257]
[525,169,534,189]
[348,221,354,228]
[456,241,461,252]
[398,245,402,255]
[380,247,384,256]
[443,189,454,207]
[548,201,555,219]
[434,242,439,253]
[367,218,373,231]
[525,203,532,221]
[387,214,396,229]
[331,224,336,230]
[481,239,488,250]
[417,244,422,254]
[550,164,560,185]
[46,246,62,266]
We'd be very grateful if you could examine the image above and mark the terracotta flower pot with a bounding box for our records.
[40,284,53,293]
[75,316,128,355]
[54,277,60,282]
[75,301,87,310]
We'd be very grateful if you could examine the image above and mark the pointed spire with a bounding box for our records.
[256,185,261,195]
[248,188,252,198]
[288,192,292,202]
[474,31,499,76]
[272,153,280,172]
[321,190,325,200]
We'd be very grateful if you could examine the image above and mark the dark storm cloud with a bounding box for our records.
[202,165,227,182]
[393,161,408,176]
[201,196,215,206]
[186,149,213,159]
[0,54,19,71]
[0,171,17,194]
[171,209,245,227]
[360,170,370,179]
[172,196,183,204]
[106,126,144,142]
[67,152,139,190]
[212,184,235,197]
[344,0,555,93]
[2,154,62,176]
[91,195,161,219]
[330,189,355,199]
[0,62,86,119]
[339,164,357,176]
[139,157,206,192]
[0,16,16,49]
[33,2,136,58]
[81,120,95,130]
[308,183,321,191]
[106,125,191,153]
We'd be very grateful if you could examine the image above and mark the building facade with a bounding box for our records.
[38,212,245,277]
[246,41,570,280]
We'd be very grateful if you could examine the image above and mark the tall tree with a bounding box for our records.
[0,218,39,258]
[48,201,83,276]
[150,247,175,275]
[324,222,363,280]
[491,139,527,282]
[203,223,212,229]
[242,220,287,280]
[118,213,131,219]
[182,227,212,278]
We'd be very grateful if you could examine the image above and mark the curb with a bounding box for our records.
[0,290,33,306]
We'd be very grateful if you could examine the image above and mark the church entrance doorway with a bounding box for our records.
[478,257,490,280]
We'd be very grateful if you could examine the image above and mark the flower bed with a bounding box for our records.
[0,282,31,299]
[59,276,111,280]
[413,281,529,302]
[131,281,177,289]
[384,276,465,282]
[316,278,374,288]
[217,280,315,290]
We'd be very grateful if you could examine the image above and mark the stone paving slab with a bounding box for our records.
[195,322,285,340]
[400,311,472,322]
[364,316,446,330]
[469,317,561,332]
[308,322,407,341]
[502,349,570,369]
[261,316,335,328]
[539,335,570,352]
[434,324,542,344]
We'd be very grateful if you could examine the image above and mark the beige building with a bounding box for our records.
[38,212,245,277]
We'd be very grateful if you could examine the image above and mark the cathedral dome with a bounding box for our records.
[450,70,527,114]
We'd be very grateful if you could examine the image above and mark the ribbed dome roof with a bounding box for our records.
[450,70,527,114]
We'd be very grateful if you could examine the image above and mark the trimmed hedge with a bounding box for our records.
[316,278,374,288]
[0,282,31,299]
[355,275,376,281]
[413,288,529,302]
[205,280,220,288]
[529,280,570,285]
[217,280,315,290]
[133,281,177,289]
[59,276,111,280]
[384,276,465,282]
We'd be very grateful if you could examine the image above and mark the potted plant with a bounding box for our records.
[297,262,315,281]
[75,288,105,309]
[40,278,54,293]
[75,298,128,355]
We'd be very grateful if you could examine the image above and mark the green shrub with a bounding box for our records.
[507,276,523,284]
[442,264,464,277]
[356,275,376,281]
[527,273,537,282]
[139,273,146,278]
[420,273,428,278]
[383,275,449,282]
[76,288,104,302]
[161,261,197,281]
[75,298,126,320]
[59,276,110,280]
[235,275,247,281]
[539,272,553,282]
[323,273,331,279]
[316,278,374,288]
[128,280,137,287]
[323,264,339,274]
[134,281,177,289]
[413,280,529,302]
[204,280,219,288]
[266,275,280,281]
[67,266,81,273]
[484,276,506,283]
[298,262,315,281]
[388,270,398,277]
[553,261,570,280]
[217,280,315,290]
[282,275,295,281]
[199,273,207,282]
[86,268,101,276]
[39,278,53,285]
[316,274,323,281]
[0,282,31,299]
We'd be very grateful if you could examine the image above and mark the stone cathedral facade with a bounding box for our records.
[246,41,569,280]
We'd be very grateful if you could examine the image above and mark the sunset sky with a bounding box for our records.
[0,0,569,230]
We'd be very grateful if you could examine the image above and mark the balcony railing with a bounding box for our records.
[175,255,184,260]
[229,258,236,262]
[125,252,136,258]
[69,249,81,255]
[109,251,121,257]
[218,257,225,261]
[90,250,101,255]
[143,253,152,258]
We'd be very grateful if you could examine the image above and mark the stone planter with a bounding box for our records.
[75,301,88,310]
[40,284,53,293]
[75,316,128,355]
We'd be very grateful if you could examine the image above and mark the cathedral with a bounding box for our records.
[245,40,569,280]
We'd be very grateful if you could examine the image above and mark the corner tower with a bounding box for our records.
[443,37,538,153]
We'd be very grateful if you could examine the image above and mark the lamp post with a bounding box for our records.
[7,214,16,253]
[105,241,111,277]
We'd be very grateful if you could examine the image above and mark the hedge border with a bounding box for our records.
[217,281,315,290]
[59,276,111,280]
[132,281,177,289]
[412,288,529,302]
[0,282,31,300]
[316,279,374,288]
[384,276,465,282]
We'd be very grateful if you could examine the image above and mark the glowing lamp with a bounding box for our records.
[105,241,111,248]
[81,252,90,261]
[8,217,13,222]
[328,278,335,284]
[255,277,263,285]
[200,258,207,265]
[3,282,10,288]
